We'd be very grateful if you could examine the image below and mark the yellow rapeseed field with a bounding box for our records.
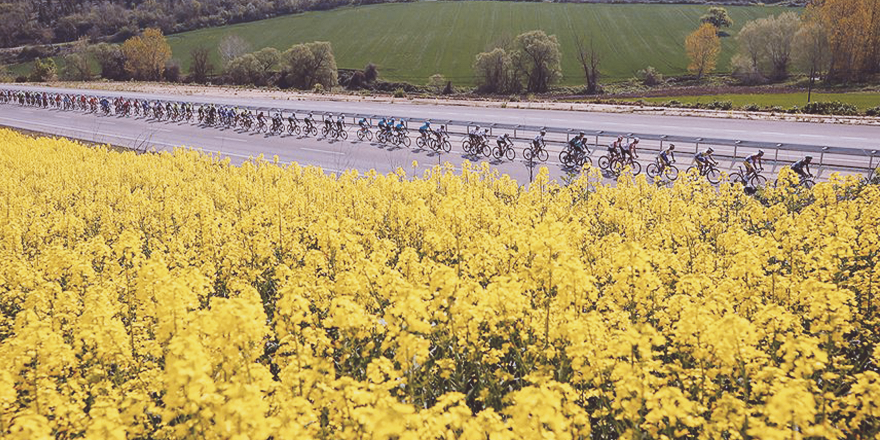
[0,129,879,439]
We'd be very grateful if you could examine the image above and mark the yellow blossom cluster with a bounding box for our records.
[1,128,879,439]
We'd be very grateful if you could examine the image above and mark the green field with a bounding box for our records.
[620,92,880,110]
[164,2,786,85]
[5,1,789,86]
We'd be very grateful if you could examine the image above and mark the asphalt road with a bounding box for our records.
[1,84,878,183]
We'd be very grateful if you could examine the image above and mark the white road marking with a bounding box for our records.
[213,136,248,143]
[301,147,345,155]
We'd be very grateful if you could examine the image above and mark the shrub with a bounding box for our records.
[743,103,761,112]
[393,87,406,98]
[865,106,880,117]
[801,101,858,116]
[636,66,663,87]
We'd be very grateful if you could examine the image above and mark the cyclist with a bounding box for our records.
[304,113,315,131]
[336,114,346,133]
[624,137,640,161]
[434,124,448,144]
[658,144,676,172]
[469,125,482,144]
[695,148,717,174]
[419,120,432,139]
[394,119,406,135]
[358,117,370,130]
[791,156,813,181]
[497,133,513,151]
[533,130,547,153]
[287,112,299,129]
[378,117,387,132]
[569,132,587,157]
[324,114,334,132]
[744,150,765,177]
[257,111,266,129]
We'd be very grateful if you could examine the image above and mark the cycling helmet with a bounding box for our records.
[540,130,546,135]
[758,149,765,155]
[579,131,585,136]
[707,148,714,153]
[805,155,813,160]
[426,121,431,125]
[633,137,640,142]
[476,125,481,130]
[669,144,676,149]
[340,114,345,118]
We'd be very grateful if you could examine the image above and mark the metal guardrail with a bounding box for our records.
[3,87,878,173]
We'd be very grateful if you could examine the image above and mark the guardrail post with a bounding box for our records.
[820,146,829,166]
[869,150,877,171]
[734,140,741,160]
[775,143,782,170]
[695,138,702,155]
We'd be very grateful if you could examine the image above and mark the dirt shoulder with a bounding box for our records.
[12,81,880,126]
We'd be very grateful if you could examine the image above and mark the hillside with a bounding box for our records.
[163,2,789,86]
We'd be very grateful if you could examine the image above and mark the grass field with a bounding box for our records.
[8,2,790,86]
[165,2,787,86]
[620,92,880,110]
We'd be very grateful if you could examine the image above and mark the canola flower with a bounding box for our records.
[0,128,879,440]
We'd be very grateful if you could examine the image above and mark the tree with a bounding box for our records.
[512,30,562,93]
[793,19,832,102]
[814,0,880,82]
[252,47,281,85]
[763,12,800,80]
[189,46,214,83]
[473,48,518,94]
[701,7,733,30]
[63,38,93,81]
[363,63,378,83]
[685,23,720,79]
[280,42,338,90]
[225,54,261,85]
[29,57,57,82]
[89,43,127,80]
[736,20,766,76]
[574,35,601,94]
[121,28,171,81]
[219,35,252,66]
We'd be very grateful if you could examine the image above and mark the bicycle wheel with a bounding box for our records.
[523,148,534,161]
[481,144,492,158]
[598,156,611,170]
[321,127,329,137]
[441,140,452,153]
[365,130,373,141]
[339,130,348,140]
[357,129,366,141]
[665,165,679,181]
[504,147,515,161]
[706,168,720,184]
[802,178,815,189]
[630,161,642,175]
[750,174,767,188]
[646,163,660,179]
[537,149,549,162]
[416,137,426,149]
[293,126,301,135]
[610,159,624,175]
[401,136,411,148]
[462,140,472,154]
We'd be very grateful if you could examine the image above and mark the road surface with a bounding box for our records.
[1,85,878,183]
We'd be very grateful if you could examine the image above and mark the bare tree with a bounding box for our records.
[218,34,251,66]
[574,35,601,94]
[189,46,214,83]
